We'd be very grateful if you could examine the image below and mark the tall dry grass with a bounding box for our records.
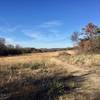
[58,52,100,66]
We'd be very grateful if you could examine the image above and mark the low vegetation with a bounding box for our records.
[58,52,100,66]
[0,59,79,100]
[0,51,100,100]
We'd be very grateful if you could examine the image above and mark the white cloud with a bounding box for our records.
[0,19,63,40]
[0,18,70,48]
[21,29,41,39]
[0,19,65,47]
[22,20,63,39]
[39,20,62,28]
[23,29,61,40]
[25,32,41,39]
[0,25,22,34]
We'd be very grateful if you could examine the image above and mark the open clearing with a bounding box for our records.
[0,51,100,100]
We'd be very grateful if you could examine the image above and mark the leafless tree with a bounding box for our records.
[71,32,79,46]
[0,37,6,49]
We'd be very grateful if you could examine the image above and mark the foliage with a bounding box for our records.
[0,37,39,56]
[71,23,100,52]
[82,23,99,39]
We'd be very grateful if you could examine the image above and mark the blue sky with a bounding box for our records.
[0,0,100,48]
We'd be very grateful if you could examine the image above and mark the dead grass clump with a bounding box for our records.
[58,53,100,66]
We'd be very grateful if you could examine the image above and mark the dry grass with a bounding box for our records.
[0,52,60,65]
[0,51,100,100]
[58,52,100,66]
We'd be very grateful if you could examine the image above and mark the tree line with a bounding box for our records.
[0,37,71,56]
[71,23,100,53]
[0,38,39,56]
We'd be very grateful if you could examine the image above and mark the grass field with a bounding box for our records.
[0,51,100,100]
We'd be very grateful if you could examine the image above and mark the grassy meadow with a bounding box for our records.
[0,51,100,100]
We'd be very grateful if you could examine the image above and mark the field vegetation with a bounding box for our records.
[0,51,100,100]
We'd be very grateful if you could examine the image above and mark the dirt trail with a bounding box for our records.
[50,57,89,75]
[50,57,100,99]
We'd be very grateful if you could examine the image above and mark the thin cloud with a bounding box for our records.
[21,28,41,39]
[25,32,41,39]
[0,17,22,33]
[23,29,61,40]
[0,25,22,34]
[23,20,63,39]
[39,20,62,28]
[0,19,67,47]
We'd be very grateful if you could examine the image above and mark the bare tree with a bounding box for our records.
[71,32,79,46]
[0,37,6,49]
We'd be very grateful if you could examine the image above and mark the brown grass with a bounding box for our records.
[0,52,60,65]
[0,51,100,100]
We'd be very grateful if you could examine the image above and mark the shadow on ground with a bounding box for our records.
[0,72,89,100]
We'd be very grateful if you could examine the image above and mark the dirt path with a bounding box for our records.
[50,57,100,100]
[50,57,89,75]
